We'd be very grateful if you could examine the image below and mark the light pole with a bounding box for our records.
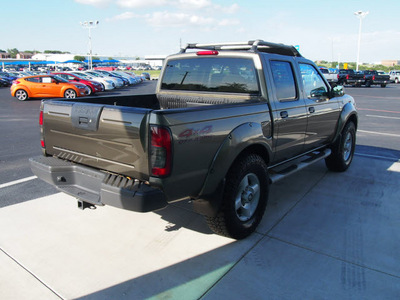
[80,20,99,70]
[354,11,368,72]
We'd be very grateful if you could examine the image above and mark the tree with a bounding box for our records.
[7,48,19,58]
[74,56,86,62]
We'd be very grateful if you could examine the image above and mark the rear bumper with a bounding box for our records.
[29,156,167,212]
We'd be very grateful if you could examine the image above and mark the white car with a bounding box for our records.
[389,70,400,83]
[71,71,115,91]
[111,71,138,85]
[85,70,124,88]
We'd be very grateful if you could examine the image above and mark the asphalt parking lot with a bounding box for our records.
[1,82,399,299]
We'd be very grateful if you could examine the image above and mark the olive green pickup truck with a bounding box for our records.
[30,40,358,239]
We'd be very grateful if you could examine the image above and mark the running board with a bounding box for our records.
[269,148,331,183]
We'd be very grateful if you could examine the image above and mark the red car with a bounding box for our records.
[52,72,103,95]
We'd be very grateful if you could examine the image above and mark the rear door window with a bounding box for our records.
[270,60,297,101]
[161,57,259,94]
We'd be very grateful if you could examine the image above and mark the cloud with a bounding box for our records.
[143,11,238,30]
[74,0,110,7]
[117,0,167,8]
[146,11,212,28]
[177,0,212,10]
[106,12,137,22]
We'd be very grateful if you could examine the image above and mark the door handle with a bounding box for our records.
[309,107,315,114]
[280,111,289,118]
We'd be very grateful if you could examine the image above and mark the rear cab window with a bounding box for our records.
[161,57,259,95]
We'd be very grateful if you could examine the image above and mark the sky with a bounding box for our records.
[2,0,400,63]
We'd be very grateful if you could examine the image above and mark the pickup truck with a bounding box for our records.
[362,70,390,87]
[389,70,400,83]
[337,69,364,86]
[30,40,358,239]
[319,67,338,83]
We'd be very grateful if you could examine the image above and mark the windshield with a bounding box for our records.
[161,57,259,94]
[87,72,104,78]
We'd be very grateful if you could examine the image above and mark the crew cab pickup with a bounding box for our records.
[319,67,338,83]
[337,69,364,86]
[362,70,390,87]
[30,40,358,239]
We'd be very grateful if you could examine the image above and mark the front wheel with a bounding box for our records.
[205,154,269,239]
[15,89,28,101]
[64,89,77,98]
[325,122,356,172]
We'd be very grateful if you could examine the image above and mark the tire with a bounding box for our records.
[395,78,399,84]
[87,86,93,95]
[365,81,371,87]
[15,89,28,101]
[381,84,386,88]
[64,89,77,98]
[325,122,356,172]
[205,154,269,239]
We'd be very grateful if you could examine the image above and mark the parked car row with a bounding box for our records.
[8,70,146,101]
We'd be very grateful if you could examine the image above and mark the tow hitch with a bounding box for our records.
[77,200,96,210]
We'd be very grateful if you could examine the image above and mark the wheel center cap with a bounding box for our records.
[242,189,254,204]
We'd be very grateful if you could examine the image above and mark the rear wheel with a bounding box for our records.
[381,84,386,88]
[87,86,93,95]
[64,89,77,98]
[325,122,356,172]
[15,89,28,101]
[205,154,269,239]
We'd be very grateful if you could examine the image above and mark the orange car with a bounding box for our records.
[10,75,89,101]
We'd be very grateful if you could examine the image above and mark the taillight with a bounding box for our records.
[150,126,172,177]
[196,50,219,56]
[12,80,20,85]
[346,75,349,80]
[372,75,375,81]
[39,101,45,149]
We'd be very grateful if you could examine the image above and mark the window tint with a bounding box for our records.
[161,57,259,94]
[299,64,328,98]
[25,77,41,83]
[270,60,297,101]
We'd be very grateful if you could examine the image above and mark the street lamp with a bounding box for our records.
[354,11,368,72]
[80,20,99,70]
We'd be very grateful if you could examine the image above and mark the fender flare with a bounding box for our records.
[332,100,358,145]
[193,122,272,217]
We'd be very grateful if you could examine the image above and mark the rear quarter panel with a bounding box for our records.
[149,102,272,202]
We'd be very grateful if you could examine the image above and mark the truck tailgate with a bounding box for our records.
[42,100,151,179]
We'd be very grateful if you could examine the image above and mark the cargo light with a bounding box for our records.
[196,50,219,56]
[150,126,172,177]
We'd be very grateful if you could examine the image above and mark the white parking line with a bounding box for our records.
[358,130,400,138]
[0,176,37,189]
[366,114,400,120]
[355,152,399,161]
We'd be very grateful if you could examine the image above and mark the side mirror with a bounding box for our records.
[331,85,344,97]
